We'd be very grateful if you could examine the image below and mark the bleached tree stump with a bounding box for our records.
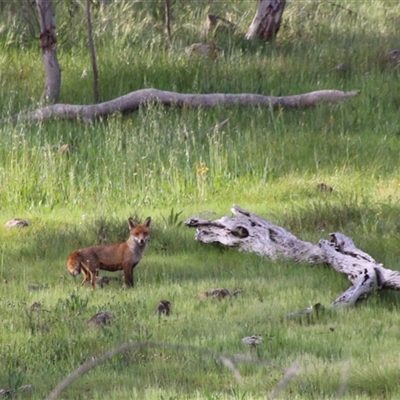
[185,205,400,307]
[246,0,286,41]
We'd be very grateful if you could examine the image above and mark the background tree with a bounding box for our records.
[246,0,286,41]
[164,0,172,43]
[86,0,100,103]
[35,0,61,104]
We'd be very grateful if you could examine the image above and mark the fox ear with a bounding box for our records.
[128,218,137,229]
[143,217,151,227]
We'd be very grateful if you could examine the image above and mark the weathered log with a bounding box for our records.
[325,233,400,292]
[185,205,324,265]
[7,88,360,124]
[185,205,400,307]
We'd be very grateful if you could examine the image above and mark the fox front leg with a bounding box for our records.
[80,262,95,289]
[123,262,138,287]
[80,266,90,286]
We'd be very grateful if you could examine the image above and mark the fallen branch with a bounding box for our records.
[269,361,299,400]
[185,205,400,307]
[7,88,360,124]
[325,1,358,16]
[205,13,237,34]
[200,117,229,138]
[45,340,277,400]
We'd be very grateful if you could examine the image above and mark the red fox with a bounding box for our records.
[67,217,151,289]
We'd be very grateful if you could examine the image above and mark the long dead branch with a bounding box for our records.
[7,88,360,124]
[45,340,278,400]
[185,205,400,307]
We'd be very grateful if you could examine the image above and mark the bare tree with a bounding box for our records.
[35,0,61,104]
[86,0,100,103]
[246,0,286,41]
[164,0,172,43]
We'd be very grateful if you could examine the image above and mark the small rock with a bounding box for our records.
[155,300,171,316]
[330,62,349,73]
[0,388,14,396]
[30,302,42,311]
[316,183,333,192]
[386,49,400,63]
[87,311,114,329]
[4,218,30,229]
[185,42,223,60]
[286,303,325,319]
[28,284,48,291]
[19,384,33,392]
[198,288,244,300]
[241,335,263,347]
[95,276,110,288]
[59,144,71,153]
[0,384,33,396]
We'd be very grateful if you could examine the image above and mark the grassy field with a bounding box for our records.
[1,1,400,398]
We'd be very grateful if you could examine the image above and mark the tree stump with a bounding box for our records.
[246,0,286,41]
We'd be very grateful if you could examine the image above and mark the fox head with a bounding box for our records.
[128,217,151,247]
[67,252,82,277]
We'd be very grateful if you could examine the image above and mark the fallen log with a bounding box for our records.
[7,88,360,124]
[185,205,400,307]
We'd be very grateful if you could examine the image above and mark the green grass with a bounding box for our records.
[1,1,400,398]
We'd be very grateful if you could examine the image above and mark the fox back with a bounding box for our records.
[67,217,151,288]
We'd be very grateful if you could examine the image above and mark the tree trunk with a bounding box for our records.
[35,0,61,104]
[86,0,100,103]
[164,0,172,43]
[246,0,286,41]
[185,205,400,307]
[7,88,360,124]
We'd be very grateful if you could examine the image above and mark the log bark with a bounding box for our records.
[35,0,61,104]
[8,88,360,124]
[246,0,286,41]
[185,205,400,307]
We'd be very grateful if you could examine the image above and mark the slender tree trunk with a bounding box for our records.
[164,0,172,43]
[86,0,100,103]
[246,0,286,41]
[35,0,61,104]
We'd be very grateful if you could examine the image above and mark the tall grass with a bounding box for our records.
[1,1,400,399]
